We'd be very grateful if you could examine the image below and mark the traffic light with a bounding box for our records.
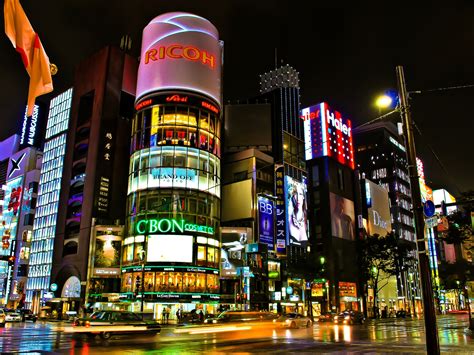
[7,256,15,267]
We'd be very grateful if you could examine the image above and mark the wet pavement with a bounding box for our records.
[0,314,472,354]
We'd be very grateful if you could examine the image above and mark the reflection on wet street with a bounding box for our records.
[0,314,472,353]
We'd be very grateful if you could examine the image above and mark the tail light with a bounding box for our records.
[85,321,90,328]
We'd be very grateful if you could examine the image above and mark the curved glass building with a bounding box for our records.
[121,12,222,318]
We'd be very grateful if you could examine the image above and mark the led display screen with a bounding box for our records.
[147,234,193,263]
[329,192,355,240]
[258,196,274,250]
[285,176,309,246]
[128,147,220,197]
[301,102,354,169]
[136,12,222,106]
[365,180,392,236]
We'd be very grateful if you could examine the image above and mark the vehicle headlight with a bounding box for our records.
[212,320,217,324]
[344,316,350,320]
[285,319,291,323]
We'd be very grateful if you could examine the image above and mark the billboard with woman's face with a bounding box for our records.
[285,176,309,246]
[330,193,355,240]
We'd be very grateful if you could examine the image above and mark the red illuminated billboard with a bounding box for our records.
[301,102,355,169]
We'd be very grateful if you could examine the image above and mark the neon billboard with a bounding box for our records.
[136,12,222,106]
[135,218,214,235]
[301,102,355,169]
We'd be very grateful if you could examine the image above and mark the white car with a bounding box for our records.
[5,312,22,322]
[274,313,312,328]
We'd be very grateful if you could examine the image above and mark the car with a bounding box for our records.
[396,310,411,318]
[5,311,22,322]
[274,313,312,328]
[66,310,161,339]
[334,310,365,325]
[203,311,278,324]
[18,309,38,322]
[0,309,5,327]
[318,312,337,323]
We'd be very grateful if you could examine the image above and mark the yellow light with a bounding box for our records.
[375,95,392,109]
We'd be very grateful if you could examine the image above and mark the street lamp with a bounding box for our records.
[375,94,393,110]
[395,65,440,354]
[372,67,440,354]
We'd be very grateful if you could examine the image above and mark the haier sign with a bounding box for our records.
[301,102,354,169]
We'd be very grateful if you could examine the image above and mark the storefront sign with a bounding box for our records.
[135,218,213,235]
[339,281,357,298]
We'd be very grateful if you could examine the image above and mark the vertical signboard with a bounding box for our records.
[274,165,286,254]
[257,196,275,250]
[95,126,114,216]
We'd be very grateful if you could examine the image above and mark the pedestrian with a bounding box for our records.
[162,307,167,324]
[176,308,182,323]
[198,310,204,323]
[165,306,170,324]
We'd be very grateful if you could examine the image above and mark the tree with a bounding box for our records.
[357,232,399,318]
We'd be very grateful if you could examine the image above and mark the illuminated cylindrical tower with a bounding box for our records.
[121,12,222,316]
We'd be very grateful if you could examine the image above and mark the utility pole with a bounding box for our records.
[396,65,440,355]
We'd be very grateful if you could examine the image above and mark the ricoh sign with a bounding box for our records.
[301,102,354,169]
[136,12,222,107]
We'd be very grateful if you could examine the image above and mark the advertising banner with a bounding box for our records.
[136,12,222,106]
[92,226,123,277]
[285,176,309,246]
[220,227,251,278]
[365,180,392,236]
[147,234,193,263]
[1,176,23,256]
[274,165,286,254]
[330,192,355,240]
[257,196,274,250]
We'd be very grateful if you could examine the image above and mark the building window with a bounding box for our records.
[233,171,247,182]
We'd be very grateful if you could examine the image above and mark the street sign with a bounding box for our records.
[423,200,435,217]
[425,216,438,229]
[50,283,58,292]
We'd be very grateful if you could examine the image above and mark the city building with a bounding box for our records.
[119,12,223,320]
[1,104,47,309]
[220,148,274,310]
[27,45,138,318]
[303,102,361,314]
[353,121,422,315]
[26,91,73,312]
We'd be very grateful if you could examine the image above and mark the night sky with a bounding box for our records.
[1,1,473,194]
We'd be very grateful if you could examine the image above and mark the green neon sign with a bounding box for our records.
[135,218,214,235]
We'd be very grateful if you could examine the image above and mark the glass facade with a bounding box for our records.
[26,89,73,306]
[122,95,221,301]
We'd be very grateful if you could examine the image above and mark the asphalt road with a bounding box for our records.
[0,314,472,354]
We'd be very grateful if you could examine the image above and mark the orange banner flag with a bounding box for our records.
[4,0,53,116]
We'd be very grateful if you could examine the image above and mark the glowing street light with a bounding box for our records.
[375,94,393,109]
